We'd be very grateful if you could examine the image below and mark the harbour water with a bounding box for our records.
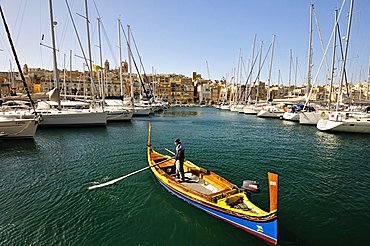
[0,107,369,245]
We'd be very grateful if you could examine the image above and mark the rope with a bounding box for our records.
[130,29,153,94]
[64,0,99,99]
[101,21,118,66]
[313,6,331,84]
[242,42,272,103]
[304,0,347,109]
[120,23,151,99]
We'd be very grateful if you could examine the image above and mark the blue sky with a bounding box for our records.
[0,0,369,86]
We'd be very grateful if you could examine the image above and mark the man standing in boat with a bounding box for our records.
[174,138,185,182]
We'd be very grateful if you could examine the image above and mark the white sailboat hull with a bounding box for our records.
[0,117,38,139]
[257,110,284,118]
[106,109,133,121]
[282,112,300,121]
[237,107,245,113]
[317,112,370,133]
[229,105,239,112]
[243,104,267,114]
[299,111,323,125]
[243,107,258,114]
[317,118,370,133]
[133,107,151,116]
[38,110,107,126]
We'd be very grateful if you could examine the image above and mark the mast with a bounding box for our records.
[206,60,211,81]
[267,35,275,102]
[152,66,156,100]
[367,56,370,101]
[128,25,134,101]
[278,69,281,97]
[83,63,86,99]
[69,50,72,97]
[84,0,94,99]
[232,67,236,103]
[328,9,338,109]
[255,41,263,103]
[97,17,104,109]
[306,4,314,100]
[337,0,354,109]
[289,49,292,95]
[295,57,298,96]
[229,68,234,104]
[235,49,241,103]
[358,68,362,100]
[239,55,243,101]
[49,0,60,109]
[9,60,14,89]
[118,18,123,97]
[63,53,66,100]
[248,34,257,103]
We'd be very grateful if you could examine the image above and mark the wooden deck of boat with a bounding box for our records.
[181,179,214,195]
[150,151,239,199]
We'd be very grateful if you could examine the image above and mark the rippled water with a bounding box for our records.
[0,107,369,245]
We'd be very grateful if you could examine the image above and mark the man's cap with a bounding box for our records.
[174,138,181,143]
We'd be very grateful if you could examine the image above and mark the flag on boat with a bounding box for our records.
[93,64,103,71]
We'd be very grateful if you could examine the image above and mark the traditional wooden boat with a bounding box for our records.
[147,123,279,244]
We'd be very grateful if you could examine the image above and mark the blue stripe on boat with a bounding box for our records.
[155,175,277,243]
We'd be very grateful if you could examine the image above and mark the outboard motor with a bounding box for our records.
[241,180,260,193]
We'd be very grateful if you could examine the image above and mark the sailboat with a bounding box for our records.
[0,116,38,139]
[39,0,107,127]
[316,0,370,133]
[98,18,133,122]
[105,99,133,121]
[0,6,39,139]
[285,4,315,123]
[257,104,285,118]
[317,111,370,133]
[300,6,337,125]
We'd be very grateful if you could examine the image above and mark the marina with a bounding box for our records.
[1,107,369,245]
[0,0,369,245]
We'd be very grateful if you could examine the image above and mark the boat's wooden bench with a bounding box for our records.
[208,188,239,202]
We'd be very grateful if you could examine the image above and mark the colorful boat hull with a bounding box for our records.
[154,174,278,244]
[147,122,278,244]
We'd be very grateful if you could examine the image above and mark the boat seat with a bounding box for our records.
[209,188,239,202]
[152,157,168,163]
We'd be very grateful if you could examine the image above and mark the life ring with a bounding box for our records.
[320,112,326,117]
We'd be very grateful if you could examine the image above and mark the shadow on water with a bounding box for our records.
[0,138,38,153]
[36,126,108,136]
[105,121,133,127]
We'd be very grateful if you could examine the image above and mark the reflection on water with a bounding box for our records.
[315,130,343,150]
[280,120,297,126]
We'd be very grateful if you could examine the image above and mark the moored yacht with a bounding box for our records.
[104,99,133,121]
[317,111,370,133]
[257,105,284,118]
[299,110,326,125]
[0,116,38,139]
[36,101,107,127]
[243,103,267,115]
[282,104,310,122]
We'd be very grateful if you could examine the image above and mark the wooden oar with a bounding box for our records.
[88,157,174,190]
